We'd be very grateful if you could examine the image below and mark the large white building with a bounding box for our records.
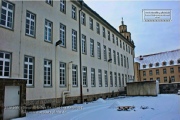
[0,0,135,107]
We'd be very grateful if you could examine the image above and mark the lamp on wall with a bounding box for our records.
[55,40,62,46]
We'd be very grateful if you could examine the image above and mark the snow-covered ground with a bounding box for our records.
[15,94,180,120]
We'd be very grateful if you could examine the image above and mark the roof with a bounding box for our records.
[75,1,135,48]
[134,49,180,69]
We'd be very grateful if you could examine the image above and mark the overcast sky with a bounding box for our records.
[83,0,180,57]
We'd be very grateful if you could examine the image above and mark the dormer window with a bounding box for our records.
[156,62,159,67]
[143,65,146,68]
[149,63,153,67]
[162,61,166,66]
[170,60,174,65]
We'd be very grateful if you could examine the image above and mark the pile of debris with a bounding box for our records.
[117,106,135,111]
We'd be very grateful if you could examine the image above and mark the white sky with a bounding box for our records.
[83,0,180,57]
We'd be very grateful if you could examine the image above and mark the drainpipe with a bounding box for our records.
[79,0,84,104]
[62,61,73,105]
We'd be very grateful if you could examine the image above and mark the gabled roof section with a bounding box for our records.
[135,49,180,69]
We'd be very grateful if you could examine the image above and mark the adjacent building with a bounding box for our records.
[134,49,180,83]
[0,0,135,108]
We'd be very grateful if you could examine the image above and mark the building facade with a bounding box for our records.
[134,49,180,83]
[0,0,135,107]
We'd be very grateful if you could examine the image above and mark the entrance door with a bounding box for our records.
[3,86,20,120]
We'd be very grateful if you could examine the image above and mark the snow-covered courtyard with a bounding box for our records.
[15,94,180,120]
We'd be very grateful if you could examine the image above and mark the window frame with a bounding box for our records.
[60,0,66,13]
[104,70,108,87]
[82,34,86,54]
[44,19,53,43]
[98,69,102,87]
[72,29,77,51]
[71,5,76,20]
[89,17,93,30]
[91,68,95,87]
[97,42,101,59]
[0,51,11,78]
[72,64,78,87]
[81,12,86,25]
[96,22,100,34]
[82,66,87,87]
[0,0,15,29]
[59,62,66,87]
[59,23,66,47]
[46,0,53,6]
[103,45,107,61]
[44,59,52,87]
[24,56,34,87]
[25,11,36,37]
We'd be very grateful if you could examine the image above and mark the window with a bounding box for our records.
[150,78,153,81]
[60,23,66,47]
[122,74,124,86]
[164,77,167,82]
[103,45,107,61]
[89,17,93,30]
[44,60,52,87]
[97,42,101,59]
[0,0,14,29]
[81,12,86,25]
[82,34,86,54]
[72,5,76,19]
[46,0,53,5]
[143,71,146,76]
[123,42,125,50]
[110,71,113,87]
[60,0,66,13]
[127,57,129,68]
[114,72,117,87]
[96,22,100,34]
[156,62,159,67]
[72,29,77,51]
[72,64,78,86]
[178,67,180,72]
[120,40,122,48]
[102,27,105,38]
[24,56,34,86]
[126,44,127,52]
[91,68,95,87]
[171,76,175,82]
[170,60,174,65]
[143,65,146,68]
[0,52,11,78]
[98,69,102,87]
[149,63,153,67]
[112,34,115,43]
[118,73,121,87]
[108,48,112,61]
[149,70,152,76]
[90,39,94,57]
[60,62,66,87]
[124,56,126,68]
[163,68,167,74]
[162,61,166,66]
[156,69,159,75]
[117,52,120,66]
[116,37,118,46]
[121,54,123,66]
[170,68,174,73]
[125,74,127,83]
[108,31,110,40]
[113,50,116,64]
[177,59,180,64]
[157,77,160,82]
[44,20,52,42]
[104,70,108,87]
[26,11,36,37]
[82,66,87,87]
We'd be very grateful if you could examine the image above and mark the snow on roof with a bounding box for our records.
[134,49,180,69]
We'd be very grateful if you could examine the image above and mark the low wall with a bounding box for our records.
[26,91,121,110]
[159,82,180,94]
[127,81,158,96]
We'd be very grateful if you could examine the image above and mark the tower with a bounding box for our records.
[119,18,131,41]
